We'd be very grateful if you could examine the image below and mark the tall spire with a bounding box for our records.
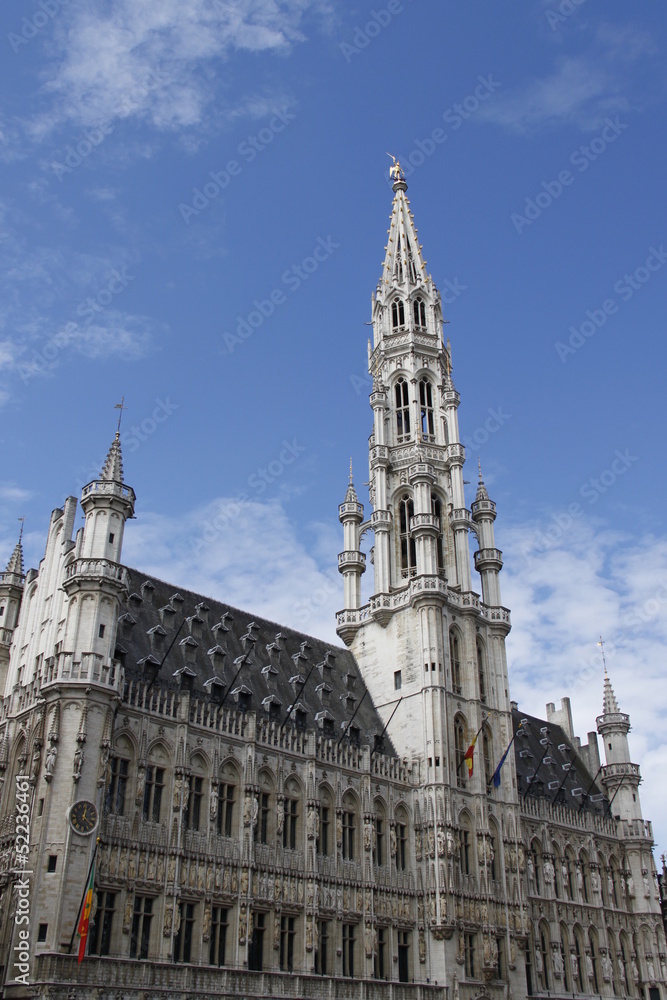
[100,433,124,484]
[3,538,24,583]
[381,162,428,290]
[475,459,489,502]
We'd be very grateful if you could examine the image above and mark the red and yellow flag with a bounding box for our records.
[463,734,477,778]
[77,854,96,962]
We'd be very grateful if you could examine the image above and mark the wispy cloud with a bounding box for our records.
[479,23,656,133]
[24,0,331,141]
[0,482,34,502]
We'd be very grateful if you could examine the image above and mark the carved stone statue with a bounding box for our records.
[73,745,84,782]
[437,829,445,858]
[307,805,317,841]
[534,945,543,975]
[553,948,563,977]
[202,903,211,940]
[44,743,58,781]
[543,859,554,885]
[135,767,146,806]
[602,951,613,981]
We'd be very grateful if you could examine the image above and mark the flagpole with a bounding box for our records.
[67,837,100,955]
[521,739,551,801]
[488,728,518,788]
[577,764,604,814]
[457,718,486,775]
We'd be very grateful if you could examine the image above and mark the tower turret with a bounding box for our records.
[338,463,366,628]
[0,535,25,694]
[471,462,503,607]
[597,668,642,822]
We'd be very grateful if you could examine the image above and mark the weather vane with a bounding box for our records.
[597,636,608,673]
[114,396,127,435]
[18,516,25,543]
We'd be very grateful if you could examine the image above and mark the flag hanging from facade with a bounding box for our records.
[463,735,477,777]
[491,731,518,788]
[77,854,96,962]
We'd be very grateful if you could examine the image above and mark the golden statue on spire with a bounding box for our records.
[387,153,405,182]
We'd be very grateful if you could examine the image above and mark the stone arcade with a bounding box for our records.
[0,170,664,1000]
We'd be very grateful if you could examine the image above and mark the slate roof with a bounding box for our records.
[512,707,608,817]
[116,569,397,754]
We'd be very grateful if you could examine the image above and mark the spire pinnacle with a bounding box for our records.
[4,539,24,578]
[100,433,124,483]
[381,166,427,288]
[601,655,620,716]
[475,460,489,501]
[345,460,358,503]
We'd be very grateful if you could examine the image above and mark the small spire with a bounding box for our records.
[601,656,620,716]
[475,460,489,501]
[4,538,24,578]
[114,396,127,435]
[100,433,124,483]
[345,460,358,503]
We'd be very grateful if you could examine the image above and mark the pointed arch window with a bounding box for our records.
[395,378,410,441]
[450,629,462,696]
[431,495,444,574]
[391,300,405,329]
[454,715,467,789]
[399,495,416,577]
[413,297,426,328]
[482,726,493,788]
[419,378,434,439]
[476,638,486,703]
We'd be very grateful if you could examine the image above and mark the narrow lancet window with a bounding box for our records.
[395,378,410,440]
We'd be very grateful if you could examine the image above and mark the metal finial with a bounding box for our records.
[597,636,608,673]
[18,517,25,544]
[478,458,483,483]
[349,459,353,486]
[114,396,127,436]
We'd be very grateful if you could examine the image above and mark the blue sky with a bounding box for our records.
[1,0,666,852]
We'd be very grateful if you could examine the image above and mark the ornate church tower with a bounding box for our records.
[337,167,524,988]
[0,536,25,694]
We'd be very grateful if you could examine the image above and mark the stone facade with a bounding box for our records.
[0,169,664,1000]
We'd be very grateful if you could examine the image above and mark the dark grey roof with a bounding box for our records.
[116,569,396,754]
[512,707,608,817]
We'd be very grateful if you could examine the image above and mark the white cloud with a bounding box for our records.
[27,0,331,139]
[480,24,656,134]
[0,483,34,502]
[122,495,343,644]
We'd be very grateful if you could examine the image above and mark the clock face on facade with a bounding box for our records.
[70,800,98,835]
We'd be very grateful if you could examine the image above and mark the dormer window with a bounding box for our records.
[413,298,426,327]
[395,378,410,441]
[391,300,405,329]
[419,379,434,439]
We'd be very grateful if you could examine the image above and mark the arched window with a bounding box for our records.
[419,378,434,439]
[476,638,486,703]
[589,929,600,993]
[619,933,633,996]
[395,378,410,440]
[391,299,405,329]
[607,928,619,996]
[395,805,409,872]
[282,776,301,851]
[341,792,358,861]
[539,922,551,991]
[560,923,571,992]
[399,495,416,576]
[531,840,543,896]
[450,629,462,695]
[482,726,493,788]
[454,715,467,789]
[458,812,473,875]
[413,297,426,327]
[317,785,333,857]
[580,850,590,903]
[431,495,444,573]
[374,798,386,867]
[573,928,585,992]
